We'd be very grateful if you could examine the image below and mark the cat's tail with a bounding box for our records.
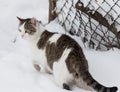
[76,70,118,92]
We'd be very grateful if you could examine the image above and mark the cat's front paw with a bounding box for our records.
[34,64,41,71]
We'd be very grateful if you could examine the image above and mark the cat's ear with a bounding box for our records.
[30,17,38,26]
[17,16,25,25]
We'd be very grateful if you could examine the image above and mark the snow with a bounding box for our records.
[0,0,120,92]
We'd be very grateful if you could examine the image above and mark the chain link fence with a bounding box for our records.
[51,0,120,50]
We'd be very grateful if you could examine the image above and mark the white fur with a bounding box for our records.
[48,34,62,44]
[19,22,74,88]
[75,78,93,91]
[19,23,48,71]
[53,48,74,88]
[28,33,48,71]
[29,33,62,73]
[30,31,74,87]
[19,23,27,39]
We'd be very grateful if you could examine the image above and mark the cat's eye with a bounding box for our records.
[30,30,36,34]
[25,30,28,33]
[19,29,22,32]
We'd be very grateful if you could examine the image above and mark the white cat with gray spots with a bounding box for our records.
[17,17,118,92]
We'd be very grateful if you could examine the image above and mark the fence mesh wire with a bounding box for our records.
[55,0,120,50]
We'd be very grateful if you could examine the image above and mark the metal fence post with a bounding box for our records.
[49,0,57,22]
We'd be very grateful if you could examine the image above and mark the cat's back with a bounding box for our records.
[37,30,81,50]
[32,30,84,60]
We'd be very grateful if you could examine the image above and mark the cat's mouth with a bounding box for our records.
[21,34,24,38]
[20,34,26,39]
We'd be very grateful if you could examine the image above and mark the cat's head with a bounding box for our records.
[17,17,41,39]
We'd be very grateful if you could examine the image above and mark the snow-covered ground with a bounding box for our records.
[0,0,120,92]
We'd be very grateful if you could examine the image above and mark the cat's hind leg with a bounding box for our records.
[53,61,74,91]
[53,48,73,90]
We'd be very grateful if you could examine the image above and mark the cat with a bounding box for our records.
[17,17,118,92]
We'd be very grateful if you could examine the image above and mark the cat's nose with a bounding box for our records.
[21,34,25,38]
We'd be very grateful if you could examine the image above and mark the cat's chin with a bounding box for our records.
[20,34,29,40]
[21,36,27,40]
